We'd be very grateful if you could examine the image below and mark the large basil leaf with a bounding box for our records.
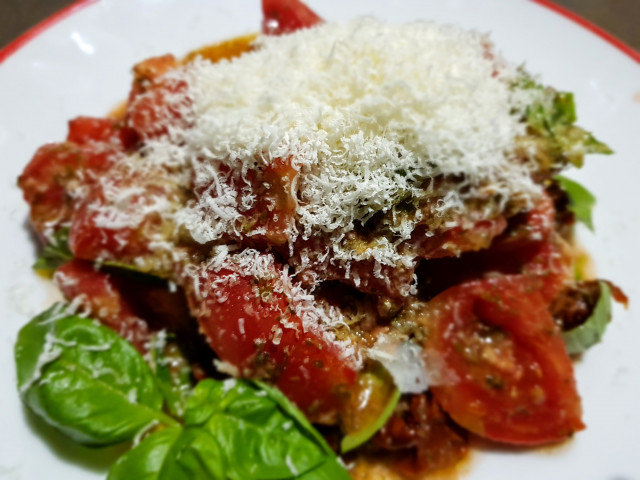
[15,305,176,445]
[111,426,227,480]
[554,175,596,231]
[32,227,73,275]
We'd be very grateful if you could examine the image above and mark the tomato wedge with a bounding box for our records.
[126,55,192,140]
[55,259,152,352]
[67,116,139,150]
[262,0,322,35]
[423,275,583,445]
[186,251,357,421]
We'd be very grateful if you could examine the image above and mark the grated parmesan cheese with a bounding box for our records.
[162,18,541,258]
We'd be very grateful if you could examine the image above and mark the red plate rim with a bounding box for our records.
[0,0,638,66]
[0,0,98,65]
[532,0,640,64]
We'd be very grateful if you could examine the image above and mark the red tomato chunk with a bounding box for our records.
[187,252,357,422]
[424,275,584,445]
[262,0,323,35]
[55,259,152,352]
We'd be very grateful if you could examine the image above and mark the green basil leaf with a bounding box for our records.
[15,304,176,445]
[158,427,227,480]
[107,424,229,480]
[149,333,193,419]
[184,379,350,479]
[562,281,612,354]
[554,175,596,231]
[32,227,73,275]
[250,380,333,453]
[108,427,183,480]
[188,379,327,479]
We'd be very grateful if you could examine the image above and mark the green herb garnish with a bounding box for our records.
[15,304,350,479]
[554,175,597,231]
[562,281,612,355]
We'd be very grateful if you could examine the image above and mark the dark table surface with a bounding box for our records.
[1,0,639,53]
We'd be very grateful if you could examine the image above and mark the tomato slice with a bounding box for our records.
[68,183,152,262]
[17,143,85,233]
[67,116,139,150]
[55,259,151,351]
[423,275,583,445]
[68,165,181,268]
[187,251,357,421]
[126,55,192,140]
[67,117,119,144]
[205,157,298,247]
[262,0,322,35]
[19,117,137,234]
[412,216,508,260]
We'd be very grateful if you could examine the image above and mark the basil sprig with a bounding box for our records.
[562,281,612,355]
[15,305,349,479]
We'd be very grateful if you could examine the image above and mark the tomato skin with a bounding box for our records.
[188,253,357,421]
[126,55,192,140]
[424,275,584,445]
[248,157,298,246]
[127,84,190,140]
[67,171,177,263]
[19,117,136,234]
[131,54,180,91]
[262,0,322,35]
[68,200,150,263]
[17,143,86,233]
[67,116,139,150]
[487,194,570,302]
[67,117,118,144]
[413,217,508,260]
[235,157,298,246]
[54,259,151,351]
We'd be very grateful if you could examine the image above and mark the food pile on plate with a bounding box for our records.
[15,0,625,478]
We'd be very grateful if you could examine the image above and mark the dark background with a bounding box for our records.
[1,0,639,52]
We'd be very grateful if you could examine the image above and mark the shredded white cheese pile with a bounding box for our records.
[165,18,540,249]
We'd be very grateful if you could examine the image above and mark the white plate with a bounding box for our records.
[1,1,639,479]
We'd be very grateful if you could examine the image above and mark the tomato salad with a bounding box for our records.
[15,0,626,478]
